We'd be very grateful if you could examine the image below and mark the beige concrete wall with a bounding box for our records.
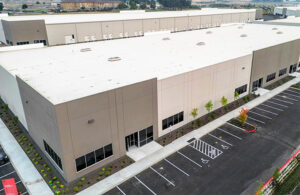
[101,20,123,39]
[157,54,253,137]
[200,15,212,28]
[222,14,232,24]
[123,20,143,37]
[188,16,201,30]
[2,20,48,45]
[142,18,160,32]
[75,22,102,42]
[212,14,222,27]
[250,39,300,91]
[159,17,175,31]
[231,13,240,23]
[46,23,77,45]
[174,17,189,32]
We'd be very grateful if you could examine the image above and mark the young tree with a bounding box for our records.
[150,0,156,9]
[129,0,137,9]
[238,108,249,125]
[190,108,198,120]
[22,4,28,9]
[117,2,128,9]
[0,2,3,12]
[234,91,240,100]
[140,2,147,9]
[205,101,213,113]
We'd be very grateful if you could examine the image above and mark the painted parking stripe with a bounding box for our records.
[277,95,298,102]
[261,104,283,111]
[247,116,265,124]
[249,111,272,119]
[287,89,300,95]
[0,171,16,179]
[21,192,28,195]
[282,92,300,98]
[177,151,202,168]
[0,162,10,168]
[150,167,175,187]
[208,133,233,146]
[116,186,126,195]
[217,128,242,140]
[267,100,289,108]
[134,176,157,195]
[190,139,223,159]
[254,107,278,115]
[226,121,247,132]
[272,98,293,104]
[164,159,189,176]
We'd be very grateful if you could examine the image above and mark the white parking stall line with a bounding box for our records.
[267,100,289,108]
[226,121,248,132]
[254,107,278,115]
[134,176,157,195]
[287,89,300,95]
[0,162,10,168]
[217,128,242,140]
[282,92,300,98]
[0,171,16,179]
[208,133,233,146]
[247,116,265,124]
[190,139,223,159]
[150,167,175,187]
[117,186,126,195]
[249,111,272,119]
[164,159,190,176]
[261,104,283,111]
[0,188,3,192]
[277,95,298,102]
[177,151,202,168]
[21,192,28,195]
[272,98,293,104]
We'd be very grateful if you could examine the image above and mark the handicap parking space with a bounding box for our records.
[0,146,27,195]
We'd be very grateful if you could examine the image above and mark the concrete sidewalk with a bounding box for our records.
[0,120,53,195]
[78,75,300,195]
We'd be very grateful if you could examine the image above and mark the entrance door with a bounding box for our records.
[125,132,138,151]
[289,64,297,73]
[252,78,263,92]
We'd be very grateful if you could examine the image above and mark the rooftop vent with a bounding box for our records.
[196,42,205,46]
[277,31,283,34]
[240,34,247,37]
[162,37,170,41]
[272,27,278,30]
[80,48,92,52]
[238,26,243,29]
[206,31,212,34]
[108,57,121,62]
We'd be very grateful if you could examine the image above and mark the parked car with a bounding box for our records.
[0,148,9,165]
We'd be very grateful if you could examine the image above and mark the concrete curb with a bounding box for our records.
[78,76,300,195]
[0,120,53,195]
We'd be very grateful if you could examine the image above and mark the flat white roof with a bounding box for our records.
[266,16,300,24]
[275,6,300,11]
[0,23,299,104]
[2,9,255,24]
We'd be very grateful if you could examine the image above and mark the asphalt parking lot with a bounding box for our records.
[0,146,27,195]
[105,87,300,195]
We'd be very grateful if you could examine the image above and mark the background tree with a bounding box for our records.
[140,2,147,9]
[22,4,28,9]
[117,2,128,9]
[129,0,137,9]
[150,0,156,9]
[238,108,249,125]
[205,101,213,113]
[158,0,191,9]
[36,1,40,4]
[0,2,3,12]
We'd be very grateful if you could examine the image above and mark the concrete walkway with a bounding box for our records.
[78,75,300,195]
[0,120,53,195]
[126,141,163,162]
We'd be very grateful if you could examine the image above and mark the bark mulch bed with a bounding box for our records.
[264,76,295,90]
[228,118,256,132]
[291,82,300,89]
[0,100,134,194]
[157,93,258,146]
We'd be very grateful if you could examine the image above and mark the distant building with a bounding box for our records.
[61,0,121,10]
[274,7,300,17]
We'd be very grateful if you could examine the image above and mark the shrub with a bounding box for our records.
[234,91,240,100]
[130,159,134,163]
[20,142,24,145]
[32,158,36,162]
[18,139,22,143]
[47,167,51,171]
[27,151,31,154]
[12,116,19,124]
[56,191,61,195]
[60,184,64,188]
[56,181,60,185]
[97,176,102,181]
[220,96,228,107]
[34,161,38,165]
[37,157,42,160]
[52,185,57,189]
[190,108,198,120]
[243,96,247,102]
[43,174,47,178]
[246,96,250,102]
[99,171,104,176]
[208,116,212,122]
[41,169,45,173]
[80,177,85,182]
[23,137,28,141]
[63,188,70,194]
[105,171,110,176]
[53,176,57,181]
[205,101,213,113]
[181,130,184,135]
[35,153,39,157]
[73,187,79,192]
[25,147,29,151]
[197,119,202,127]
[211,112,216,119]
[28,143,32,146]
[121,163,125,168]
[77,182,82,187]
[2,104,8,112]
[43,164,47,168]
[48,180,52,184]
[101,168,105,172]
[107,168,111,171]
[109,164,113,168]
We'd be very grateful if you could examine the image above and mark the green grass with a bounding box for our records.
[274,164,300,195]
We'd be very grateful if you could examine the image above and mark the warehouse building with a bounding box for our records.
[0,23,299,183]
[0,9,256,46]
[274,6,300,17]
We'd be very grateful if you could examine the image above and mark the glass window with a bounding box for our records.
[146,137,153,143]
[146,126,153,138]
[279,68,287,77]
[162,119,168,130]
[76,156,86,172]
[104,144,113,158]
[95,148,104,162]
[179,112,184,122]
[174,114,179,124]
[58,158,62,169]
[140,140,147,147]
[266,73,276,82]
[86,151,96,167]
[139,129,146,141]
[167,116,174,127]
[235,84,247,95]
